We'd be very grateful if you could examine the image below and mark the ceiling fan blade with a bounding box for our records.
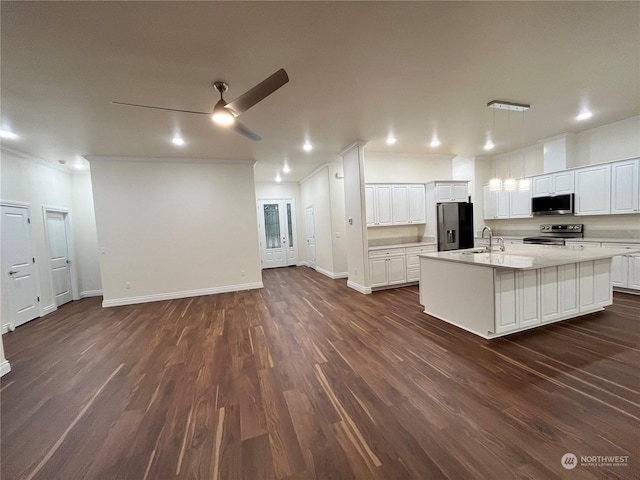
[111,101,211,115]
[233,121,262,142]
[224,68,289,117]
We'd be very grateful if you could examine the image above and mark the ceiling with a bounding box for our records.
[1,2,638,182]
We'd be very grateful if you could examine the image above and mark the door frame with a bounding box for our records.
[42,205,80,303]
[0,200,43,332]
[256,197,299,269]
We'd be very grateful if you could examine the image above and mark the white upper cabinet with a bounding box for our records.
[435,182,468,202]
[575,164,611,216]
[532,171,575,197]
[610,159,640,214]
[408,184,426,223]
[509,188,533,218]
[483,185,509,219]
[367,184,425,227]
[366,184,393,226]
[392,185,409,224]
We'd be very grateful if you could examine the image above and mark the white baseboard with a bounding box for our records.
[347,280,372,294]
[42,304,57,316]
[316,267,349,280]
[297,261,309,267]
[0,360,11,377]
[102,282,264,307]
[1,324,9,334]
[80,289,103,298]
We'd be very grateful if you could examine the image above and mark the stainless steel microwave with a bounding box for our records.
[532,194,574,216]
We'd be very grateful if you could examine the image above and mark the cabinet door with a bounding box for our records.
[483,185,497,219]
[495,270,518,333]
[451,183,468,202]
[391,185,409,225]
[408,185,426,223]
[540,267,559,322]
[509,189,532,218]
[628,254,640,290]
[611,159,640,214]
[553,171,575,194]
[436,184,453,202]
[387,257,407,285]
[532,175,552,197]
[369,258,388,287]
[375,185,393,225]
[365,186,375,226]
[496,191,510,218]
[518,270,540,327]
[575,165,611,216]
[609,254,628,288]
[558,263,579,317]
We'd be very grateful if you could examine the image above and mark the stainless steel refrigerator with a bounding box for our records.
[436,202,474,251]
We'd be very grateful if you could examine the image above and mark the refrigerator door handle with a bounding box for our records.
[447,229,456,244]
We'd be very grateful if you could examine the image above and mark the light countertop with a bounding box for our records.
[369,241,436,251]
[419,244,640,270]
[474,236,640,244]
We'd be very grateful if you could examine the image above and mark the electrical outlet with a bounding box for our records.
[100,247,106,254]
[241,270,246,277]
[335,232,341,238]
[125,282,131,289]
[354,268,358,275]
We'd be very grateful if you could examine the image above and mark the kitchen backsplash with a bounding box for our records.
[486,214,640,240]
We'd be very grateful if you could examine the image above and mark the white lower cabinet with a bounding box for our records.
[369,244,436,288]
[603,243,640,290]
[495,260,611,334]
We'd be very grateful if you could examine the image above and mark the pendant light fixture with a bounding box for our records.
[488,107,502,191]
[518,109,531,191]
[487,100,530,192]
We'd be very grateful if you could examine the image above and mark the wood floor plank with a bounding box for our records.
[1,268,639,479]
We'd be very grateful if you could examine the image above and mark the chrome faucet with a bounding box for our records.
[496,237,505,252]
[482,226,493,252]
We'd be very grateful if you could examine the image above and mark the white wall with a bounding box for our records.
[576,117,640,167]
[254,181,305,263]
[0,149,100,318]
[327,164,348,275]
[364,152,453,183]
[71,174,102,295]
[90,158,262,306]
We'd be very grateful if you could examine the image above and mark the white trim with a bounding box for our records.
[42,304,57,316]
[85,155,256,166]
[0,199,32,209]
[1,146,72,174]
[0,360,11,377]
[1,324,9,334]
[80,289,103,298]
[347,280,372,294]
[42,206,80,302]
[339,140,368,157]
[102,282,264,307]
[299,162,343,185]
[315,267,348,280]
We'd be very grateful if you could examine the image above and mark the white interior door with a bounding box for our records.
[258,199,298,269]
[46,211,73,306]
[305,205,316,269]
[1,205,39,328]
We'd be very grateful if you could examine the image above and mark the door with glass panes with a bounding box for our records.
[257,199,297,269]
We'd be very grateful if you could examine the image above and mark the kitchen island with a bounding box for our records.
[418,244,640,338]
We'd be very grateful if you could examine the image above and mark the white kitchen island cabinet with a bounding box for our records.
[418,245,638,339]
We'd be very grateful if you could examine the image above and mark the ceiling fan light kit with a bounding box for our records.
[112,69,289,142]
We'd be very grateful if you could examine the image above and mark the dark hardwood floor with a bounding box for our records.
[1,267,639,479]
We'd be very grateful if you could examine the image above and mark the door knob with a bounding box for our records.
[66,260,71,264]
[8,271,18,275]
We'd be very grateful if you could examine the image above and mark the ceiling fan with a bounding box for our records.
[111,68,289,142]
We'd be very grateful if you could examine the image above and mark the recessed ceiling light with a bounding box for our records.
[73,163,88,170]
[430,138,441,148]
[576,110,592,121]
[303,141,313,152]
[282,164,291,174]
[275,173,282,183]
[484,140,495,150]
[172,136,185,146]
[386,135,396,145]
[0,129,19,139]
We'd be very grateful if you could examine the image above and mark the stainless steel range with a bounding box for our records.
[523,224,584,245]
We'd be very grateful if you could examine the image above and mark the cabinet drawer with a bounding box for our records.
[406,254,420,267]
[369,248,405,258]
[602,243,640,250]
[405,245,436,255]
[565,241,601,249]
[407,268,420,282]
